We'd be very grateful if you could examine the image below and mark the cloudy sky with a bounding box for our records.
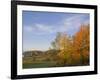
[22,11,90,51]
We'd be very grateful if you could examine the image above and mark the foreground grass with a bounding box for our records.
[23,61,57,69]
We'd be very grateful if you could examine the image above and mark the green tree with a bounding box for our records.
[51,32,62,50]
[51,32,73,66]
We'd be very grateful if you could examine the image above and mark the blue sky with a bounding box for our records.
[22,11,90,51]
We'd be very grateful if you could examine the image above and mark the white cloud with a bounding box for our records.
[62,15,89,35]
[24,15,89,36]
[24,24,55,35]
[64,15,84,27]
[34,24,53,33]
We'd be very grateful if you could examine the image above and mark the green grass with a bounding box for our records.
[23,61,57,69]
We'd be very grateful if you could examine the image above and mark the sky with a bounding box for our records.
[22,11,90,51]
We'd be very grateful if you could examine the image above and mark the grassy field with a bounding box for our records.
[23,61,57,69]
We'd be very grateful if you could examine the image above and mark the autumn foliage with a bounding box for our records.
[51,24,90,66]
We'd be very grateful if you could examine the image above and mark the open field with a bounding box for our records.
[23,61,58,68]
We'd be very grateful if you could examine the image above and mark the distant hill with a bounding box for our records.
[23,49,60,57]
